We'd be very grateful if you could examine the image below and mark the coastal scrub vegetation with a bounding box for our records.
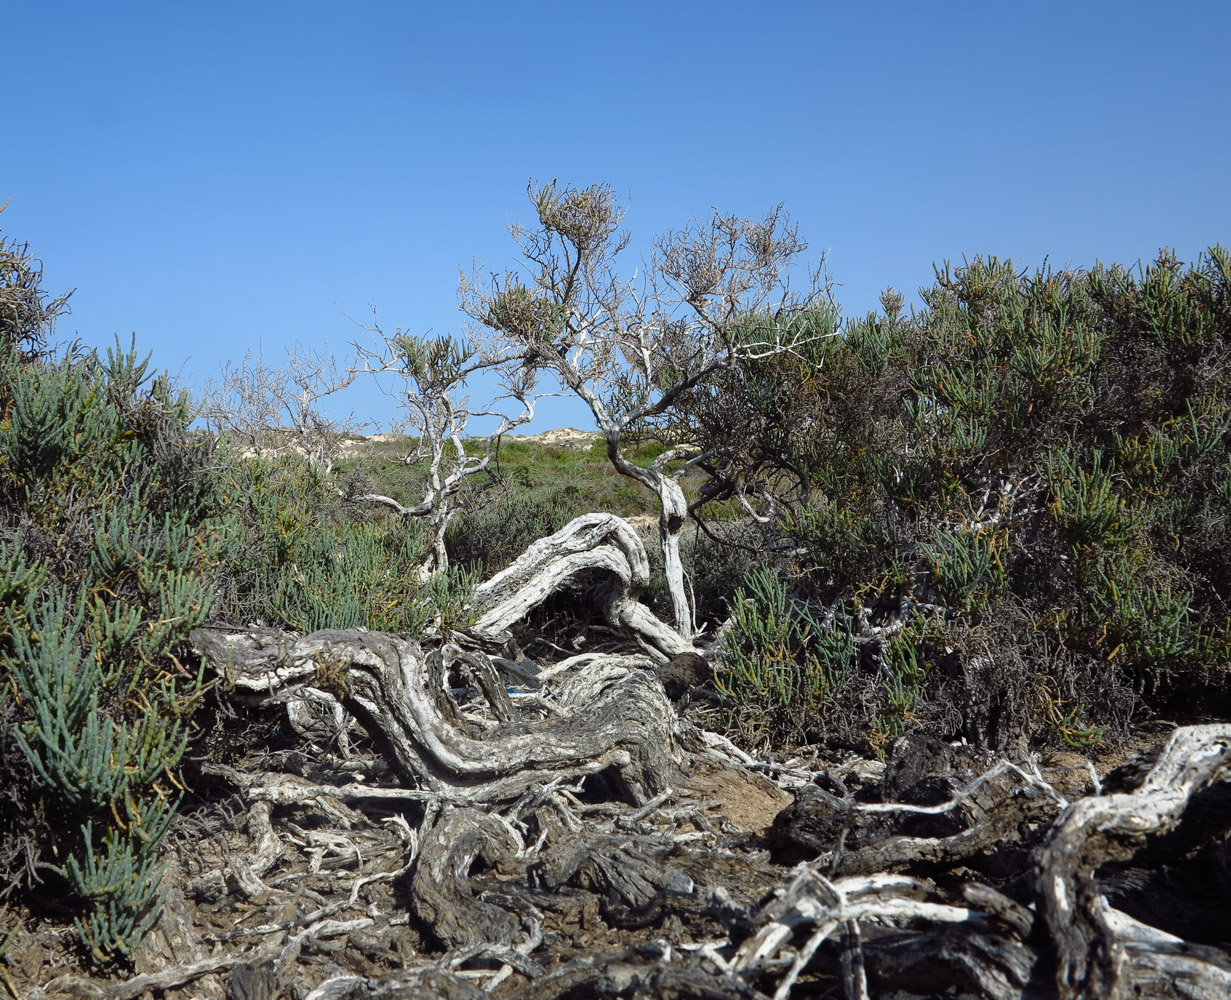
[1,193,1230,996]
[701,249,1231,752]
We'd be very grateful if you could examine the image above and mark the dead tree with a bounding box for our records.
[135,508,1231,1000]
[186,513,1231,1000]
[202,343,361,474]
[192,626,683,804]
[193,512,695,798]
[183,599,1231,1000]
[1036,724,1231,999]
[347,324,540,577]
[462,181,836,641]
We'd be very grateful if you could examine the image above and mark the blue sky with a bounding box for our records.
[5,2,1229,431]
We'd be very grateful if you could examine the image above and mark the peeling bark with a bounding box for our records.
[412,807,539,954]
[1037,724,1231,1000]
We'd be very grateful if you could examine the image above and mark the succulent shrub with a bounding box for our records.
[0,333,238,962]
[716,249,1231,750]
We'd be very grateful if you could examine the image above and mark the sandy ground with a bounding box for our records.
[334,427,600,458]
[509,427,600,447]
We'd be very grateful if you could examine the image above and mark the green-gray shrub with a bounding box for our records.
[716,247,1231,750]
[716,567,853,744]
[0,335,235,963]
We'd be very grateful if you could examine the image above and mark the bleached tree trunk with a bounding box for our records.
[472,512,692,658]
[593,423,701,643]
[653,473,692,641]
[424,510,450,578]
[1036,723,1231,999]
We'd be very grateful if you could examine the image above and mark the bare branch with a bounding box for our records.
[347,316,543,576]
[202,343,362,474]
[460,182,837,638]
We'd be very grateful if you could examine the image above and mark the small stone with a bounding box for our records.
[656,652,711,699]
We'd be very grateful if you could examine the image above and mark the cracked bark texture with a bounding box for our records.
[90,520,1231,1000]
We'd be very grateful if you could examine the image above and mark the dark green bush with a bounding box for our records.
[444,478,591,578]
[716,249,1231,751]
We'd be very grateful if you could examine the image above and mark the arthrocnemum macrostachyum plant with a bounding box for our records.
[0,330,237,964]
[715,566,855,746]
[742,248,1231,749]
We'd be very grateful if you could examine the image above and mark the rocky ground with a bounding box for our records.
[6,642,1227,1000]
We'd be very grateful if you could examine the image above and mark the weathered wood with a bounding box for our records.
[1037,724,1231,999]
[411,807,538,953]
[302,970,493,1000]
[860,926,1035,999]
[179,547,1231,1000]
[192,627,684,804]
[470,513,692,657]
[725,868,1039,1000]
[38,955,240,1000]
[33,724,1231,1000]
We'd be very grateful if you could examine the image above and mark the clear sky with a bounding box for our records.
[5,2,1229,432]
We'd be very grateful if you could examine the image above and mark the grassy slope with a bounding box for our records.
[332,432,712,521]
[331,430,764,629]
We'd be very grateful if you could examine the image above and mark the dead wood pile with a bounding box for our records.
[22,516,1231,1000]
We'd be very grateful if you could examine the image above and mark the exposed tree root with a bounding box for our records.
[23,517,1231,999]
[191,628,684,804]
[34,718,1231,1000]
[471,512,692,658]
[1037,724,1231,999]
